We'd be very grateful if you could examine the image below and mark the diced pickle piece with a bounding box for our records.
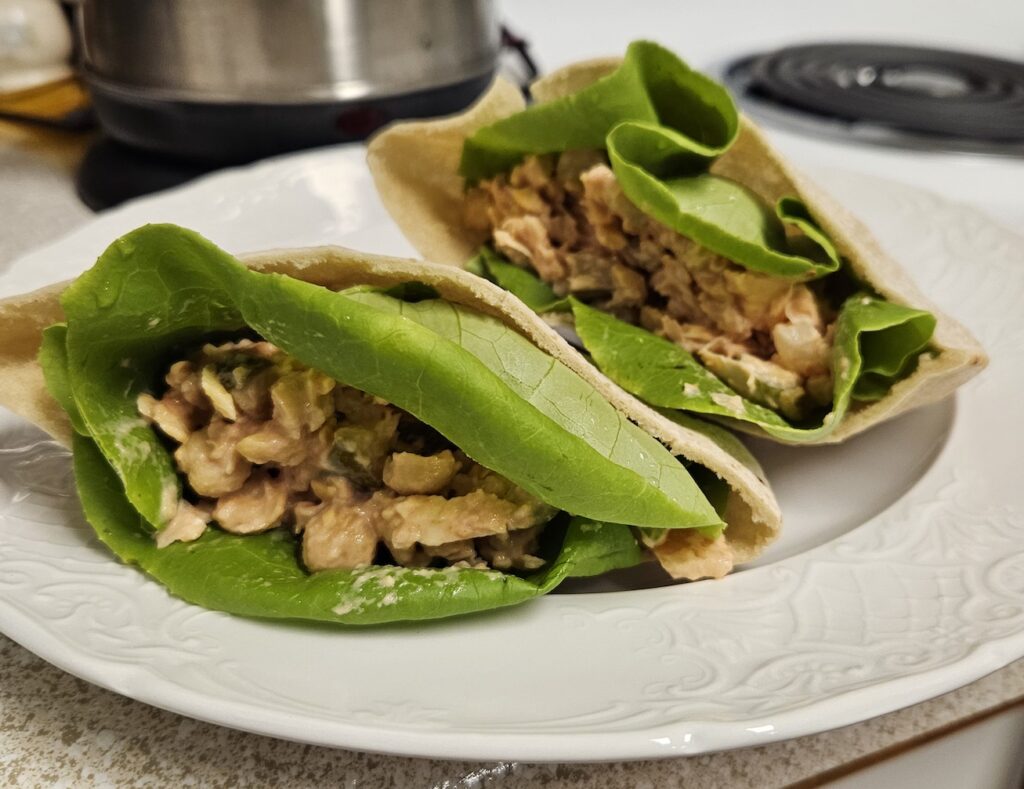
[698,346,809,421]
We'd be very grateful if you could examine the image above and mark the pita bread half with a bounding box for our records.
[366,59,987,445]
[0,243,781,572]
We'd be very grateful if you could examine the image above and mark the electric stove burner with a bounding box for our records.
[723,43,1024,155]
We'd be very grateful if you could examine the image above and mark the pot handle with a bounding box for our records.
[500,25,540,95]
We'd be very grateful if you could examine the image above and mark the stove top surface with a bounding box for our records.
[723,42,1024,155]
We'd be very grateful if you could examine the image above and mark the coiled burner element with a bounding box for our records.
[724,43,1024,152]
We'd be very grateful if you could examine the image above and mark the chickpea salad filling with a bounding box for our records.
[467,152,837,422]
[139,339,554,573]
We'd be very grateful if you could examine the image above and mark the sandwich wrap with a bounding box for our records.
[367,42,986,443]
[0,224,780,625]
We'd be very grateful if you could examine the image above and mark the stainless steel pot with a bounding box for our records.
[73,0,501,161]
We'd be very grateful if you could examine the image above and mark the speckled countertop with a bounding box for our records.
[2,78,1024,787]
[2,633,1021,788]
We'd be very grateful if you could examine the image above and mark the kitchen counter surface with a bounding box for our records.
[1,630,1021,787]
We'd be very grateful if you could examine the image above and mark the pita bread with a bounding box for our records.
[367,60,987,444]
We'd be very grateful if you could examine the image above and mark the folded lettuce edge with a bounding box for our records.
[57,223,721,532]
[72,432,645,626]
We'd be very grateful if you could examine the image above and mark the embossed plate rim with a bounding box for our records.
[0,145,1021,761]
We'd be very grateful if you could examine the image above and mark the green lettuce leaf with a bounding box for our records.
[460,40,836,278]
[38,324,86,435]
[237,268,721,531]
[447,37,939,439]
[60,229,246,526]
[572,295,935,442]
[656,408,766,483]
[460,40,737,183]
[467,246,566,312]
[468,240,935,441]
[43,222,732,624]
[73,434,643,625]
[340,289,715,527]
[60,224,719,532]
[606,143,841,278]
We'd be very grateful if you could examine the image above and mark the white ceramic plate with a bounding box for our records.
[0,146,1021,761]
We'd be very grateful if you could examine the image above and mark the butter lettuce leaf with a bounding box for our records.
[39,324,86,436]
[607,144,842,279]
[461,40,836,278]
[42,222,728,625]
[460,40,737,183]
[468,246,935,441]
[59,224,719,532]
[573,295,935,442]
[467,246,566,313]
[60,227,247,527]
[74,434,643,625]
[341,289,716,527]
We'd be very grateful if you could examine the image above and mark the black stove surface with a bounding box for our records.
[76,138,217,212]
[724,43,1024,155]
[76,25,539,211]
